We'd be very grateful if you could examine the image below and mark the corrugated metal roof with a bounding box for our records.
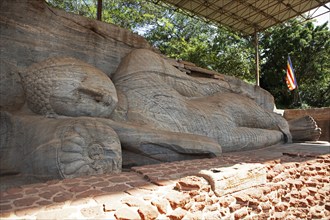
[153,0,330,35]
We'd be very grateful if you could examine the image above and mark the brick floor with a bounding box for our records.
[0,142,329,219]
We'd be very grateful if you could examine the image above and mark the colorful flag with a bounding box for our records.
[286,56,297,91]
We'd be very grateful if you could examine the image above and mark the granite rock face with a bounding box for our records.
[0,111,122,179]
[0,0,151,111]
[20,57,118,118]
[112,49,292,152]
[0,0,314,182]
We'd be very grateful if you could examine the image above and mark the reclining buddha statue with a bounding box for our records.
[1,49,296,180]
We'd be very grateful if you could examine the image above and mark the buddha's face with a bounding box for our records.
[21,57,117,118]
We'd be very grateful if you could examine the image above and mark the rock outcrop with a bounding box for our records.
[0,0,319,182]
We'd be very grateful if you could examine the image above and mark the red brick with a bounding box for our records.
[80,206,105,218]
[259,202,271,211]
[274,202,289,212]
[233,193,250,205]
[306,195,316,206]
[109,176,129,183]
[127,181,149,187]
[36,200,53,206]
[62,178,80,184]
[151,198,170,214]
[176,176,208,191]
[13,197,39,207]
[302,170,316,176]
[1,193,23,201]
[167,207,186,220]
[297,199,308,208]
[305,181,317,187]
[45,185,65,194]
[290,189,300,198]
[307,187,318,195]
[165,191,190,209]
[6,187,23,194]
[287,179,303,189]
[0,204,13,211]
[101,183,131,193]
[83,177,102,183]
[203,211,222,219]
[0,211,12,218]
[76,189,104,199]
[69,185,90,192]
[234,207,248,220]
[218,196,235,208]
[325,203,330,211]
[25,188,39,195]
[273,164,285,173]
[190,202,205,212]
[245,188,263,200]
[247,199,259,209]
[311,212,324,219]
[229,203,241,212]
[193,194,206,202]
[138,204,159,220]
[39,192,54,200]
[121,196,146,207]
[53,192,72,203]
[259,195,269,202]
[269,183,282,191]
[115,207,141,220]
[260,186,271,194]
[272,211,287,220]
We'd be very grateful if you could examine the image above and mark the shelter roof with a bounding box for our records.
[154,0,330,35]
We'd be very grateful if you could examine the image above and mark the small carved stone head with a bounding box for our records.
[20,57,118,118]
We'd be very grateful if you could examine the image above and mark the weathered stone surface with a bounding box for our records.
[287,115,321,141]
[137,204,159,220]
[165,191,190,209]
[151,198,170,214]
[1,0,321,185]
[112,49,292,153]
[121,196,146,207]
[284,108,330,141]
[198,163,266,196]
[0,112,122,179]
[114,207,141,220]
[20,57,118,118]
[0,0,151,111]
[175,176,209,191]
[167,208,187,220]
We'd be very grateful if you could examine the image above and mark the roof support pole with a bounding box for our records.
[97,0,102,21]
[254,29,260,86]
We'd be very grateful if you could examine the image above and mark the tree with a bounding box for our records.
[46,0,256,82]
[260,19,330,108]
[46,0,329,108]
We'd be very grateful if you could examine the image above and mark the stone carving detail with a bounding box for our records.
[112,49,292,152]
[0,111,122,179]
[20,57,118,118]
[288,115,321,141]
[0,49,291,179]
[0,0,319,182]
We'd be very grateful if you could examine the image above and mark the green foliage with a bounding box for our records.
[143,8,255,82]
[260,20,330,108]
[46,0,256,83]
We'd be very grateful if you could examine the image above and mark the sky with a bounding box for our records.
[309,3,330,28]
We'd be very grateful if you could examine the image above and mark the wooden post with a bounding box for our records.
[97,0,102,21]
[254,29,260,86]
